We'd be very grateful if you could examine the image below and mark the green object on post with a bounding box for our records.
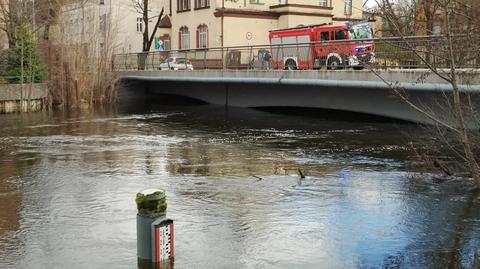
[136,189,167,218]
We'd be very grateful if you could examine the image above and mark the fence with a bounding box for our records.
[113,35,480,71]
[0,65,20,83]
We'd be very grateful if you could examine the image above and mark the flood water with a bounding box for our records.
[0,105,479,269]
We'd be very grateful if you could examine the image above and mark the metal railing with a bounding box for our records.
[0,65,20,83]
[112,35,480,72]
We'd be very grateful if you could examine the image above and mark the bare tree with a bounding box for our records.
[0,0,66,46]
[375,0,480,189]
[38,0,118,108]
[0,0,25,47]
[131,0,164,52]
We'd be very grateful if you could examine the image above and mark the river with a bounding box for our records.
[0,105,478,269]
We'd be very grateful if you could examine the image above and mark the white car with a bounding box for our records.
[159,57,194,70]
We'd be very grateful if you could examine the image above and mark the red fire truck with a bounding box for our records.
[268,22,375,70]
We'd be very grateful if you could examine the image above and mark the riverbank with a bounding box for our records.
[0,83,48,113]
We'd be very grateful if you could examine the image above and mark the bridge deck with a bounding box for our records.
[118,69,480,127]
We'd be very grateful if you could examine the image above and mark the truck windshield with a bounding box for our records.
[349,23,373,39]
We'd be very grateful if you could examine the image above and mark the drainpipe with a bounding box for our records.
[221,0,224,47]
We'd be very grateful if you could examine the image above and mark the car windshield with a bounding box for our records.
[349,23,373,40]
[176,58,187,64]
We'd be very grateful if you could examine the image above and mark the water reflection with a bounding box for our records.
[0,105,478,269]
[138,258,174,269]
[0,149,21,241]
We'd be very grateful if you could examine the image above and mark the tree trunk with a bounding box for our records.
[142,0,149,52]
[140,0,164,52]
[445,2,480,189]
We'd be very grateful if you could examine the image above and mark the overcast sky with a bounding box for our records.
[363,0,377,9]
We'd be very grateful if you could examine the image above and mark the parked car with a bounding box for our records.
[159,57,194,70]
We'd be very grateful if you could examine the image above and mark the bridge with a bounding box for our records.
[114,36,480,126]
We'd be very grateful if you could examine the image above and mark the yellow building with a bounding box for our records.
[415,0,477,36]
[157,0,364,50]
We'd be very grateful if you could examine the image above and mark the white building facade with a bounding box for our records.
[60,0,165,54]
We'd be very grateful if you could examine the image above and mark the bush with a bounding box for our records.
[0,25,47,83]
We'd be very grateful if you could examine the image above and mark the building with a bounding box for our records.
[159,0,364,50]
[362,10,382,37]
[415,0,478,36]
[58,0,364,54]
[58,0,165,54]
[0,0,12,49]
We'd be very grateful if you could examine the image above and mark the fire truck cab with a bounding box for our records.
[269,22,375,70]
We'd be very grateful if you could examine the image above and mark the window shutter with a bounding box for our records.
[196,30,199,48]
[178,31,182,49]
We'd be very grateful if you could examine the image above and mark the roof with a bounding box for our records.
[158,15,172,28]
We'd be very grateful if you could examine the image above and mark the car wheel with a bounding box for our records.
[285,59,297,70]
[327,57,342,70]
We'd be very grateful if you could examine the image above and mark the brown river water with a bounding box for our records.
[0,104,479,269]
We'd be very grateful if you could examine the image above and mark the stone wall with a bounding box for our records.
[0,84,48,113]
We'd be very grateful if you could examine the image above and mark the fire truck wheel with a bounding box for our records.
[327,57,342,70]
[285,60,297,70]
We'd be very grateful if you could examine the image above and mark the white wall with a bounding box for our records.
[60,0,167,54]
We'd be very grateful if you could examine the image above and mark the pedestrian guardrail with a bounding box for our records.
[112,35,480,71]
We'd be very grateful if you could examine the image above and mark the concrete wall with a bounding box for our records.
[223,17,278,47]
[0,84,48,113]
[332,0,363,21]
[170,2,221,50]
[221,0,278,10]
[118,69,480,85]
[278,14,332,29]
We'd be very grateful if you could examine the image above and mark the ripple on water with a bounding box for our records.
[0,108,479,269]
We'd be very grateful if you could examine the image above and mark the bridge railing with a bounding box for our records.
[113,35,480,71]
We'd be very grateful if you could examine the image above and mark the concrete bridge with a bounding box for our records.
[118,68,480,126]
[115,36,480,126]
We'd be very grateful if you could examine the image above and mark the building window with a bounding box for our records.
[99,0,104,4]
[433,22,442,34]
[99,14,107,34]
[136,17,143,33]
[344,0,352,16]
[178,0,190,12]
[319,0,328,7]
[197,24,208,49]
[163,34,171,51]
[195,0,209,9]
[179,26,189,49]
[278,0,287,4]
